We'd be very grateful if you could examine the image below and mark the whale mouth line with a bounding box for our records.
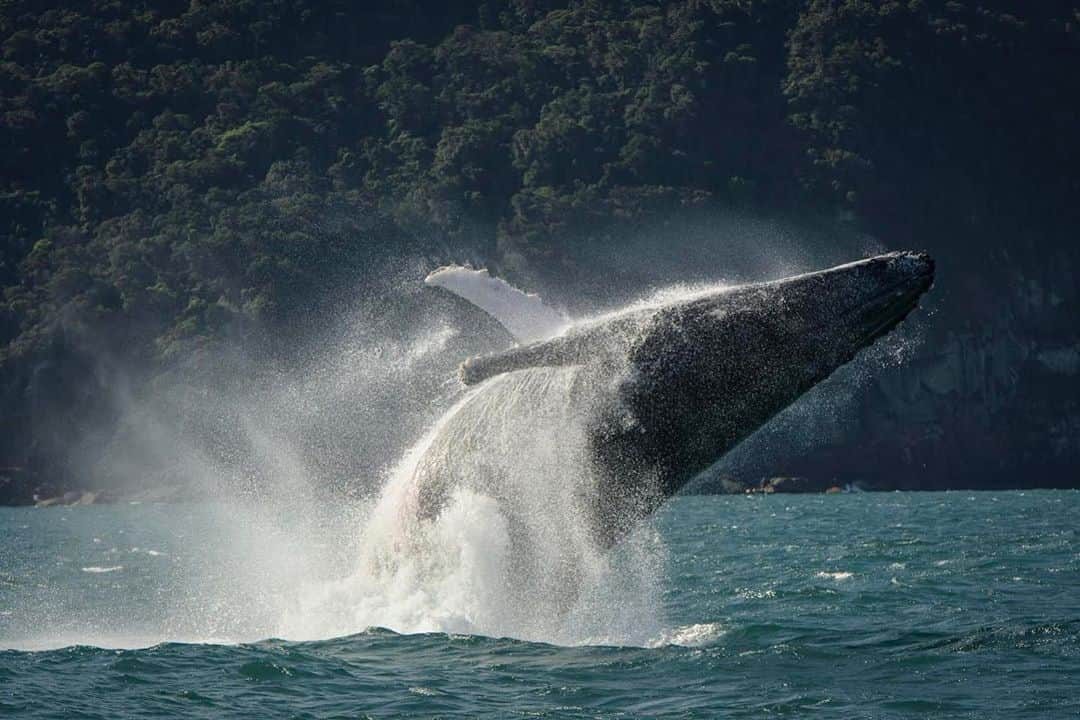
[844,270,935,343]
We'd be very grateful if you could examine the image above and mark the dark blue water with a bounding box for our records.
[2,492,1078,718]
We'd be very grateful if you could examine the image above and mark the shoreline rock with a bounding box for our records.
[689,474,860,495]
[758,476,840,494]
[35,490,100,507]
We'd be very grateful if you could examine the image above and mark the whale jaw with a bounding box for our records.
[586,251,935,545]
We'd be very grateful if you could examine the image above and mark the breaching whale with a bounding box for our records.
[417,251,934,547]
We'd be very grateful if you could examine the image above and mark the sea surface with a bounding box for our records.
[1,491,1078,718]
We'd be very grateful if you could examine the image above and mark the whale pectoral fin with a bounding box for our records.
[425,265,567,344]
[459,333,588,385]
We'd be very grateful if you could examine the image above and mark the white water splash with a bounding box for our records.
[815,571,853,581]
[647,622,727,648]
[279,364,669,647]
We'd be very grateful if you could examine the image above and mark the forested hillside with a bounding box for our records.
[2,1,1078,501]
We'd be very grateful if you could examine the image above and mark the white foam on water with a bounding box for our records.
[647,622,726,648]
[815,571,853,581]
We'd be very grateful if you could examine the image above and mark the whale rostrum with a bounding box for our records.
[418,251,935,546]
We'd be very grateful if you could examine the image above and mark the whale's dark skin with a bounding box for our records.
[426,251,935,546]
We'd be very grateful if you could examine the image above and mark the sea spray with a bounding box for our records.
[266,266,676,646]
[281,363,670,646]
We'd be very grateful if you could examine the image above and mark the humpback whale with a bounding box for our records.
[416,251,934,547]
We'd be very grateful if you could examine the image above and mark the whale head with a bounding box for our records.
[586,251,935,543]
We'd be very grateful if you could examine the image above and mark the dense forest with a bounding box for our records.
[1,1,1078,502]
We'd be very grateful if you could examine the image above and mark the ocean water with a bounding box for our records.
[1,491,1077,718]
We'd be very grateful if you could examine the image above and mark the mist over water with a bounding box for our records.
[2,320,674,650]
[2,269,668,650]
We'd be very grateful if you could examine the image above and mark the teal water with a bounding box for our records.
[1,491,1078,718]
